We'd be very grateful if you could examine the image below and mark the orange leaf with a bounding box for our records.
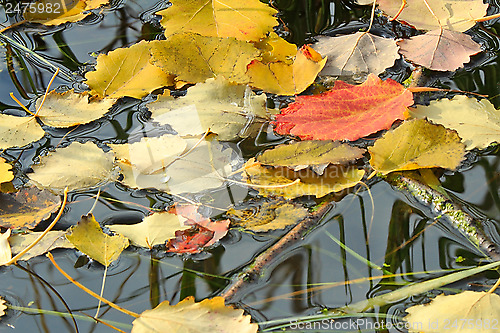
[274,74,413,141]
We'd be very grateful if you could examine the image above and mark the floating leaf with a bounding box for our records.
[247,45,327,95]
[243,158,364,199]
[36,90,116,127]
[85,40,174,99]
[131,296,257,333]
[0,187,61,229]
[66,213,128,266]
[0,114,45,149]
[158,0,277,41]
[150,33,259,85]
[254,32,298,64]
[257,141,365,173]
[9,231,74,261]
[24,0,110,25]
[108,212,190,248]
[377,0,488,32]
[398,29,482,71]
[368,119,465,175]
[313,32,400,76]
[409,95,500,149]
[274,74,413,140]
[228,199,308,232]
[404,291,500,333]
[0,296,6,317]
[0,158,13,184]
[148,78,268,141]
[29,141,116,193]
[0,229,11,265]
[166,225,215,254]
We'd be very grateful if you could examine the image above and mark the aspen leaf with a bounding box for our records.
[150,33,259,84]
[85,40,174,99]
[29,141,116,193]
[0,158,13,184]
[377,0,488,32]
[36,90,116,127]
[0,114,45,150]
[398,29,482,71]
[0,229,11,266]
[257,141,365,173]
[313,32,400,76]
[0,187,61,229]
[158,0,277,41]
[227,199,308,232]
[247,45,327,95]
[253,32,297,64]
[148,78,268,141]
[66,213,128,266]
[409,95,500,149]
[274,74,413,140]
[24,0,110,25]
[404,291,500,333]
[108,212,190,248]
[243,158,364,199]
[368,119,466,175]
[9,231,74,261]
[131,296,257,333]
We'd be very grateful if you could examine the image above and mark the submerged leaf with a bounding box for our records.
[166,225,214,254]
[9,231,74,261]
[369,119,466,175]
[158,0,277,41]
[24,0,89,25]
[131,296,257,333]
[0,114,45,150]
[66,214,128,266]
[409,95,500,149]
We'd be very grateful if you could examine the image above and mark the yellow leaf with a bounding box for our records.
[409,95,500,149]
[24,0,109,25]
[132,296,257,333]
[158,0,277,41]
[108,212,190,248]
[85,40,174,99]
[243,158,364,199]
[253,32,297,64]
[150,33,259,84]
[36,90,116,127]
[247,45,326,95]
[0,296,6,317]
[66,214,128,266]
[9,231,74,261]
[0,114,45,149]
[368,119,466,175]
[404,291,500,333]
[0,158,13,184]
[0,229,11,266]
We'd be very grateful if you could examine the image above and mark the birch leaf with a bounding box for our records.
[0,114,45,150]
[9,231,74,261]
[0,158,13,184]
[0,296,6,317]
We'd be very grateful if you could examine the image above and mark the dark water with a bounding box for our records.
[0,0,499,332]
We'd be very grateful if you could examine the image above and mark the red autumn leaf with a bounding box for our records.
[168,203,209,224]
[273,74,414,141]
[166,225,214,254]
[197,219,230,247]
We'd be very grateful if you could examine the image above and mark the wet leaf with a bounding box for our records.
[0,187,61,229]
[108,212,190,248]
[29,142,116,193]
[409,95,500,149]
[158,0,277,41]
[0,158,13,184]
[0,229,11,265]
[398,29,482,71]
[0,296,6,317]
[24,0,110,25]
[274,74,413,140]
[85,40,175,99]
[243,158,364,199]
[36,90,116,127]
[150,33,259,85]
[377,0,488,32]
[257,141,365,173]
[66,213,128,266]
[9,231,74,261]
[247,45,327,95]
[0,114,45,149]
[254,32,298,64]
[166,225,214,254]
[313,32,400,76]
[131,296,257,333]
[148,78,268,141]
[228,199,308,232]
[369,119,466,175]
[404,291,500,333]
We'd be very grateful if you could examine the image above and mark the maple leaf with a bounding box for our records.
[313,32,400,76]
[157,0,278,41]
[368,119,466,175]
[397,29,482,71]
[377,0,488,32]
[274,74,413,141]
